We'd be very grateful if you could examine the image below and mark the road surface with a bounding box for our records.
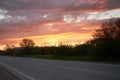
[0,56,120,80]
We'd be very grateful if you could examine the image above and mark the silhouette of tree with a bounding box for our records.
[4,44,15,50]
[20,39,35,47]
[93,18,120,40]
[4,44,15,56]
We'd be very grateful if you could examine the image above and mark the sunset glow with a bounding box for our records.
[0,0,120,50]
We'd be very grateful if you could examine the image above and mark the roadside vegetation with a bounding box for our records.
[0,18,120,62]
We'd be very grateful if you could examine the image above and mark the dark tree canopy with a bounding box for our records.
[20,39,35,47]
[93,18,120,40]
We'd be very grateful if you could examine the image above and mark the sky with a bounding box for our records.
[0,0,120,50]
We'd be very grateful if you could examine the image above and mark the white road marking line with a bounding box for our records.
[1,63,35,80]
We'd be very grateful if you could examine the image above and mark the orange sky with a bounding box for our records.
[0,0,120,50]
[0,26,95,50]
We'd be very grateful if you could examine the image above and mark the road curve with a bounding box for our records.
[0,56,120,80]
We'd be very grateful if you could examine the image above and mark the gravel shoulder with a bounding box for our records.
[0,66,18,80]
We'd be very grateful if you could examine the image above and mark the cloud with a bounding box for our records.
[0,0,75,11]
[0,0,119,12]
[0,0,120,49]
[106,0,120,10]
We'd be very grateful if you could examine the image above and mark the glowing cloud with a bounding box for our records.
[0,0,120,49]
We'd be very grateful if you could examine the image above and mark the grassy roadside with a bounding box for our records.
[20,55,120,64]
[21,55,93,60]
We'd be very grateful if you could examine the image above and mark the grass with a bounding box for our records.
[20,55,120,64]
[21,55,95,61]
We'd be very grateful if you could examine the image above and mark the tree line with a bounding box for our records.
[0,18,120,62]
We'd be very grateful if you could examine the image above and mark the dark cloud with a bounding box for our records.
[106,0,120,9]
[0,0,119,12]
[65,0,120,12]
[0,0,77,11]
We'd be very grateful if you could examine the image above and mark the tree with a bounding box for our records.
[93,18,120,40]
[18,39,35,55]
[4,44,15,50]
[4,44,15,56]
[20,39,35,47]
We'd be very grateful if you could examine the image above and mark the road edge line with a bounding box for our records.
[0,63,35,80]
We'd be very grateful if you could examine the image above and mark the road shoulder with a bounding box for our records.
[0,66,19,80]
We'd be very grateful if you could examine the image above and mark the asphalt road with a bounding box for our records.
[0,56,120,80]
